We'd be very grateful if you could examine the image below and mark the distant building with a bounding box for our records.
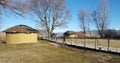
[64,31,77,38]
[51,33,57,38]
[4,25,39,44]
[77,32,100,38]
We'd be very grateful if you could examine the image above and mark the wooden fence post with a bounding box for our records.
[76,38,77,46]
[70,38,72,45]
[97,38,99,49]
[83,38,86,48]
[95,38,96,49]
[107,38,110,51]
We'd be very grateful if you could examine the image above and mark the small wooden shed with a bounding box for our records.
[4,25,38,44]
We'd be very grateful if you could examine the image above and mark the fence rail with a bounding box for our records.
[44,37,120,53]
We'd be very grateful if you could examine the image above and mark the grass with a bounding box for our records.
[0,40,120,63]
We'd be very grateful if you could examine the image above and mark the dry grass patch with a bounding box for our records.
[65,38,120,48]
[0,40,119,63]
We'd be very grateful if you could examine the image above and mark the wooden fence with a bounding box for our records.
[45,37,120,53]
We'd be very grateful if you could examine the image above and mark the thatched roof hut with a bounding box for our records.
[76,32,100,38]
[4,25,39,44]
[64,31,77,38]
[64,31,76,35]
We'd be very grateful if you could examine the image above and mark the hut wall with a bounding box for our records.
[6,33,38,44]
[69,34,77,38]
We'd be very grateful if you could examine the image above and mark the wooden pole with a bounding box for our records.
[84,37,85,47]
[95,38,96,49]
[107,38,110,51]
[97,38,99,49]
[71,38,72,45]
[76,38,77,46]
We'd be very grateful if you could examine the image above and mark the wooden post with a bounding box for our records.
[63,37,66,45]
[84,37,86,47]
[107,38,110,51]
[71,38,72,45]
[56,37,57,41]
[76,38,77,46]
[95,38,96,49]
[97,38,99,49]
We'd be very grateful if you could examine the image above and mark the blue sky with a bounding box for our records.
[1,0,120,32]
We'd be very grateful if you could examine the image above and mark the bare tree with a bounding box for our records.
[92,0,109,38]
[78,9,88,47]
[0,0,28,30]
[86,9,92,38]
[27,0,71,37]
[0,0,28,16]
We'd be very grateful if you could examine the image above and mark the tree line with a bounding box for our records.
[78,0,109,38]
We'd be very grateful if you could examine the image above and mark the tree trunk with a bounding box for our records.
[47,30,51,40]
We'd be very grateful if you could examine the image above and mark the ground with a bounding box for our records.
[0,40,120,63]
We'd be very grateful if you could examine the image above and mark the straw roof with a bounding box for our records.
[64,31,76,35]
[4,25,38,33]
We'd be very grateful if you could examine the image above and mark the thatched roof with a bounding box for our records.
[64,31,76,36]
[4,25,38,33]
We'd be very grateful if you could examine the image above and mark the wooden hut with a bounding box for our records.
[76,32,100,38]
[64,31,77,38]
[4,25,38,44]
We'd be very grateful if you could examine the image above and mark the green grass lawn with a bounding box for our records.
[0,40,120,63]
